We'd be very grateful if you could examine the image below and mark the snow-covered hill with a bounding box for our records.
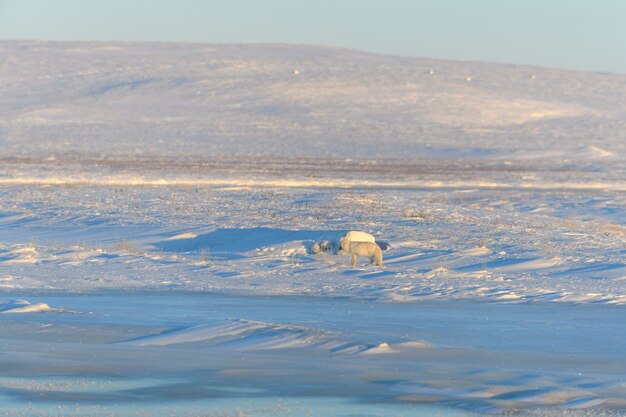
[1,40,625,162]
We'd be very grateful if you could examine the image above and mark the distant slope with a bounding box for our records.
[1,40,625,161]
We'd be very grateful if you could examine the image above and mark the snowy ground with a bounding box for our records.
[1,179,624,304]
[1,293,625,416]
[0,41,625,415]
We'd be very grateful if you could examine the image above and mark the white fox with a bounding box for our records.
[340,237,383,267]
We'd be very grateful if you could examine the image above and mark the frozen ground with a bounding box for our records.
[0,182,624,304]
[1,293,625,417]
[0,41,625,415]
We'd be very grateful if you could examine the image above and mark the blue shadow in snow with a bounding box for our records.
[89,78,157,95]
[156,227,345,255]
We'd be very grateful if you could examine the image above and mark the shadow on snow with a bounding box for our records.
[155,227,345,255]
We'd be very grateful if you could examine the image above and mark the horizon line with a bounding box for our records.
[2,38,623,76]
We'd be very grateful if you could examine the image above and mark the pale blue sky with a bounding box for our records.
[1,0,625,73]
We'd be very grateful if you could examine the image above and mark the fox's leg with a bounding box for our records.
[351,254,357,266]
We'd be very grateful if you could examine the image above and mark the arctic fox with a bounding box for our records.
[310,240,334,254]
[340,238,383,267]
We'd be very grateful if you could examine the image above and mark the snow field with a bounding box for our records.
[0,183,623,303]
[0,293,625,415]
[2,41,625,162]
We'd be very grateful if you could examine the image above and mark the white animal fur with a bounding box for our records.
[344,231,375,243]
[340,238,383,266]
[311,240,333,254]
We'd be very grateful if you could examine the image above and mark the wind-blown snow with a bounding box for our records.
[1,183,623,304]
[0,299,64,314]
[122,318,428,354]
[1,41,625,415]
